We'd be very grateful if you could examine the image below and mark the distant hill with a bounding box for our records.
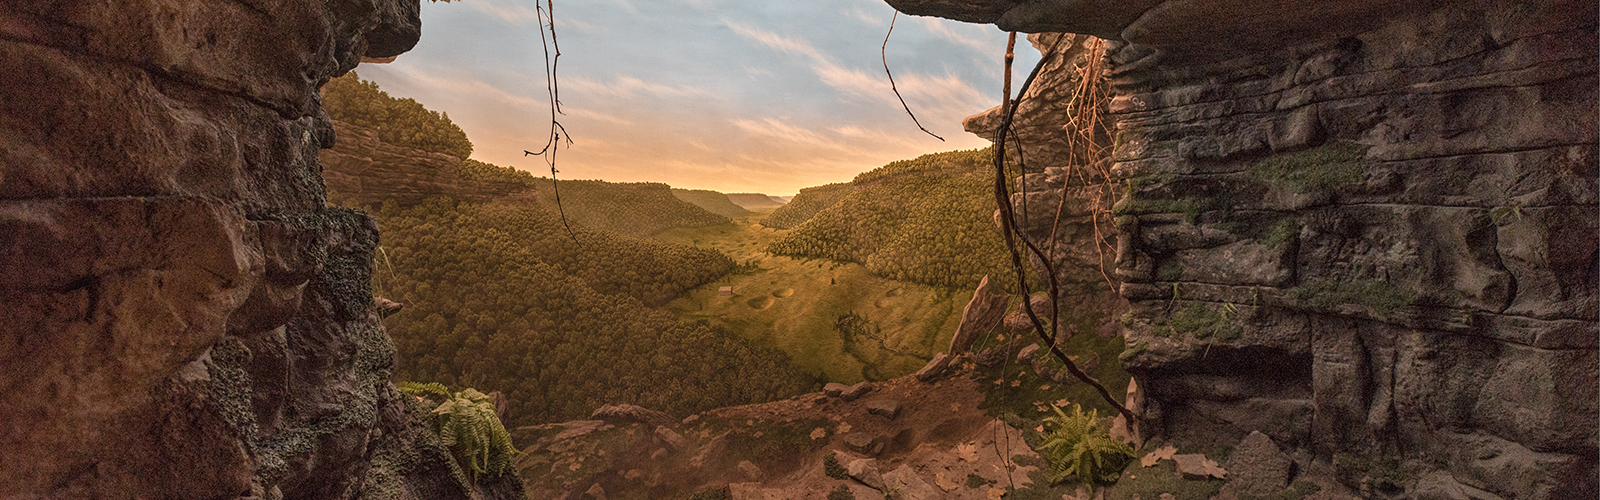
[760,182,854,229]
[671,188,751,218]
[766,147,1013,290]
[726,193,786,210]
[446,160,730,237]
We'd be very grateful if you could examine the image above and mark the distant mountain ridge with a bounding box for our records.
[725,193,787,210]
[671,188,751,218]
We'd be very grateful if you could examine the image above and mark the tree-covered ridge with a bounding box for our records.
[760,182,855,229]
[323,72,473,159]
[766,147,1012,290]
[372,197,813,425]
[452,159,730,236]
[671,188,752,218]
[526,178,730,236]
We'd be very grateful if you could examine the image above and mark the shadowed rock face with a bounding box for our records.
[0,1,522,499]
[924,0,1597,498]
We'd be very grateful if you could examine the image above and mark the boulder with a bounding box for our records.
[737,460,765,482]
[865,399,902,420]
[882,465,940,500]
[1017,343,1041,362]
[655,425,688,450]
[948,275,1010,354]
[847,458,886,490]
[824,383,849,398]
[584,483,607,500]
[914,352,951,381]
[841,382,872,402]
[591,404,673,428]
[1173,454,1227,480]
[843,433,877,454]
[1218,432,1292,497]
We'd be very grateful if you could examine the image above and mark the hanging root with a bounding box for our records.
[883,12,945,141]
[991,35,1134,426]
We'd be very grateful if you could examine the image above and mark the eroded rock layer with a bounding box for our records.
[0,1,522,498]
[925,0,1597,497]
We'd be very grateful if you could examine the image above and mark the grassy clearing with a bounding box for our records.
[654,210,967,385]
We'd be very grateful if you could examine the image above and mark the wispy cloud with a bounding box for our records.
[469,1,539,26]
[564,75,715,100]
[732,117,847,151]
[842,5,887,27]
[915,17,994,54]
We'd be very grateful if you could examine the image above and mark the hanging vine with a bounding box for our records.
[523,0,578,243]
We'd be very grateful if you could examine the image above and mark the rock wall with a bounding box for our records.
[321,120,534,208]
[0,1,522,499]
[895,0,1598,497]
[962,32,1127,330]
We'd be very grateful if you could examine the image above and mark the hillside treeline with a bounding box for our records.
[766,148,1014,290]
[322,72,473,159]
[452,159,728,236]
[761,182,855,229]
[370,196,814,425]
[672,188,752,218]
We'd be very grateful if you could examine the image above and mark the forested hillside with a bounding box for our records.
[760,182,854,229]
[766,148,1013,290]
[322,77,813,426]
[368,197,812,425]
[323,72,473,158]
[672,188,752,217]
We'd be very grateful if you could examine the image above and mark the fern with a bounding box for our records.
[398,381,454,401]
[1036,404,1135,486]
[398,383,520,483]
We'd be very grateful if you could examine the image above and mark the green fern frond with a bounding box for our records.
[1037,404,1135,486]
[408,384,520,483]
[398,381,454,401]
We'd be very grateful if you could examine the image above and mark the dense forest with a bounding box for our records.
[760,182,855,229]
[324,80,814,426]
[323,72,473,159]
[368,196,812,425]
[766,148,1014,290]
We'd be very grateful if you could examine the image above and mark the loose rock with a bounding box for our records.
[865,399,902,420]
[847,458,886,490]
[841,382,872,402]
[591,404,673,428]
[655,425,687,450]
[737,460,764,482]
[914,352,951,381]
[824,383,849,398]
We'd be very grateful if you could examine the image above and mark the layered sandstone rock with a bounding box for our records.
[0,1,523,498]
[915,0,1598,497]
[321,120,534,207]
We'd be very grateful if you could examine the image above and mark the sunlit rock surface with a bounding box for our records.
[0,1,524,498]
[930,0,1598,497]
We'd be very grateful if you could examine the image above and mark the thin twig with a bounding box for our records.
[883,12,944,141]
[525,1,577,243]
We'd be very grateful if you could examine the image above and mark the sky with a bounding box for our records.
[356,0,1040,196]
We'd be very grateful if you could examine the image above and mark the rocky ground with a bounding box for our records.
[514,353,1361,500]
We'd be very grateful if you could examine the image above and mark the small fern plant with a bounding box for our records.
[399,382,520,483]
[1037,403,1135,486]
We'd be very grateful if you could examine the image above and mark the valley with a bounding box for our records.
[656,209,968,385]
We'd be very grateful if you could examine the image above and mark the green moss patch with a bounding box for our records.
[1290,279,1416,319]
[1250,142,1368,193]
